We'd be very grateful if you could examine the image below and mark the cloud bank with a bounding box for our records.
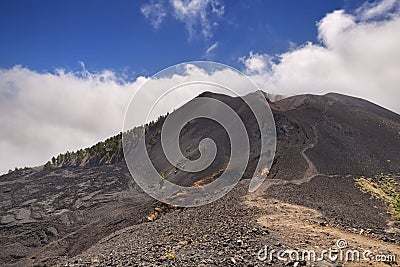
[0,66,147,174]
[242,0,400,115]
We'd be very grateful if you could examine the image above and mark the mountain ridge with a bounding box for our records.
[2,91,400,266]
[22,91,398,173]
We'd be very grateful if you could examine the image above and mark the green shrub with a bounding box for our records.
[356,174,400,221]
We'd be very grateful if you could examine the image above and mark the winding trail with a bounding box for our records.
[248,103,342,201]
[248,119,322,202]
[295,120,322,184]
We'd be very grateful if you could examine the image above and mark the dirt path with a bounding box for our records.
[246,197,400,266]
[299,121,321,183]
[246,119,325,201]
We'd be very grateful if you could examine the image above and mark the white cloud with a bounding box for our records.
[204,41,218,58]
[357,0,400,20]
[317,10,356,47]
[141,0,224,39]
[241,0,400,115]
[140,0,167,29]
[240,51,273,75]
[0,66,148,174]
[170,0,224,38]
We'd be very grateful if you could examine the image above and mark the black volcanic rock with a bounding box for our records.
[0,163,157,266]
[1,91,400,266]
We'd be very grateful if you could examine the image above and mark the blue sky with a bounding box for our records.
[0,0,365,75]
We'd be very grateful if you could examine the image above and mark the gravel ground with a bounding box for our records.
[61,180,286,267]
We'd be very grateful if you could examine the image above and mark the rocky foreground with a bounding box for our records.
[61,178,400,267]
